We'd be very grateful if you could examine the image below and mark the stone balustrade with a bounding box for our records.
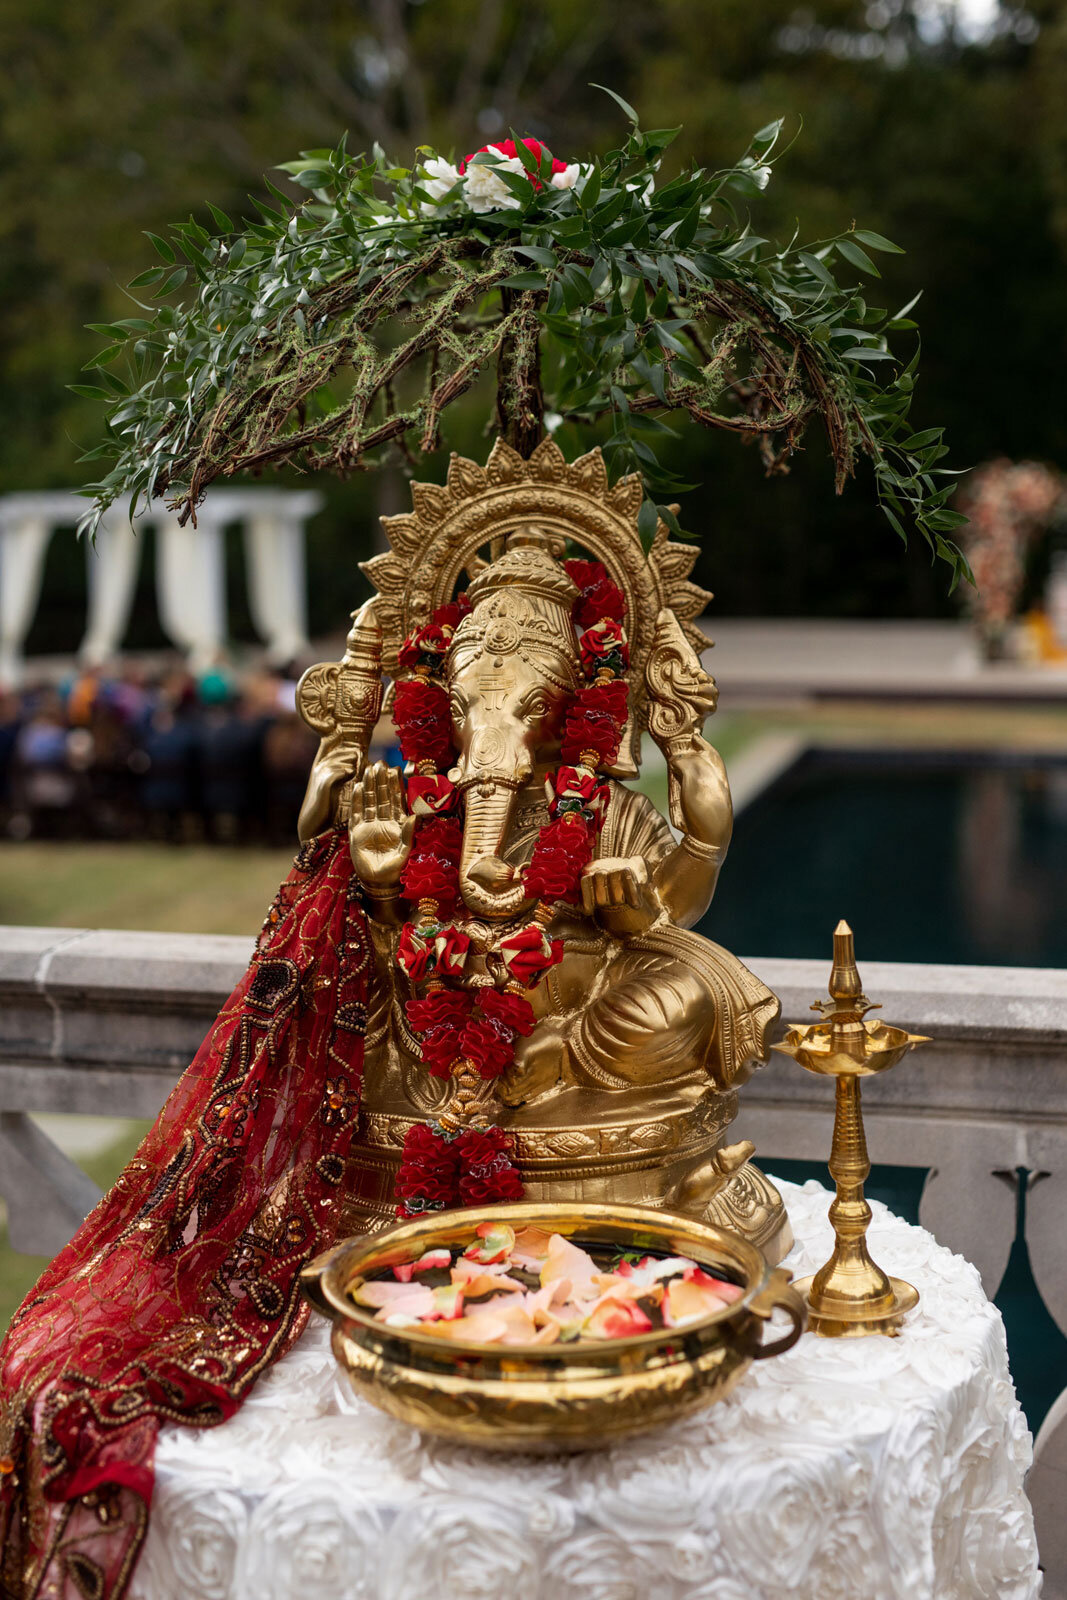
[1,923,1065,1589]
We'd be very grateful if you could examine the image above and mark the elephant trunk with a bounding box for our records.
[457,780,531,919]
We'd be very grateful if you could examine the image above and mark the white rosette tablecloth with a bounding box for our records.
[131,1178,1041,1600]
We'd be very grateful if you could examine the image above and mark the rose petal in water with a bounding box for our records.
[615,1254,696,1289]
[354,1280,435,1317]
[583,1296,654,1339]
[665,1276,729,1326]
[394,1247,452,1282]
[683,1263,743,1301]
[463,1221,516,1264]
[540,1234,599,1293]
[510,1226,554,1268]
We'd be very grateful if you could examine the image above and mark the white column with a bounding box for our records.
[155,509,227,671]
[80,506,142,665]
[243,506,312,664]
[0,512,53,686]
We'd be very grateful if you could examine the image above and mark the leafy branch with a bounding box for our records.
[75,95,969,585]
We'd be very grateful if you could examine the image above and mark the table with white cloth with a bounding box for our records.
[131,1177,1042,1600]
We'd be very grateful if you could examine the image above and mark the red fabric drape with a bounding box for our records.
[0,829,370,1600]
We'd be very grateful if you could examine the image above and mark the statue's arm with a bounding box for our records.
[650,734,731,928]
[644,608,732,929]
[296,600,385,842]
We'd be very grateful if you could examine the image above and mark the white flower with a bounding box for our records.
[627,174,656,203]
[551,162,584,192]
[419,156,462,207]
[464,154,527,213]
[132,1474,248,1600]
[237,1480,382,1599]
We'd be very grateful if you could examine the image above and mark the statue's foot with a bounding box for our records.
[668,1148,793,1266]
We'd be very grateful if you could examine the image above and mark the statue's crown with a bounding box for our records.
[466,525,577,613]
[453,527,579,677]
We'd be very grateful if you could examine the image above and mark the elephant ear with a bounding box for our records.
[359,438,713,776]
[295,600,384,837]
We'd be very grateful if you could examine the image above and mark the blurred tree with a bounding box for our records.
[0,0,1062,632]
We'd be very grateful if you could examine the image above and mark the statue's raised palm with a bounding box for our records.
[348,761,415,888]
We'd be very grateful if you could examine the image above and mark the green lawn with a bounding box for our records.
[0,842,296,935]
[1,1120,151,1332]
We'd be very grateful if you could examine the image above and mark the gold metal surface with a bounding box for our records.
[773,921,928,1337]
[298,441,792,1261]
[302,1201,805,1451]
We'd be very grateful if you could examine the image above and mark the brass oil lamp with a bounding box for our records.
[773,921,928,1337]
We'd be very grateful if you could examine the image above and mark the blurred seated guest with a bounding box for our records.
[0,689,22,833]
[108,659,154,734]
[66,664,103,727]
[197,655,234,710]
[11,691,77,837]
[197,686,269,843]
[84,698,138,837]
[262,684,317,844]
[140,702,199,842]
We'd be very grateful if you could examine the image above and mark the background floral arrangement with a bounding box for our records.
[76,92,967,583]
[956,458,1065,629]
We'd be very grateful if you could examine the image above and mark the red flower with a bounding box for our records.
[401,816,463,907]
[561,680,630,767]
[407,988,471,1076]
[579,618,630,675]
[392,680,453,768]
[401,849,460,907]
[420,1028,464,1078]
[397,621,454,670]
[396,923,432,983]
[478,989,537,1035]
[417,816,463,856]
[459,1017,516,1080]
[499,923,564,987]
[396,1123,458,1205]
[433,925,471,977]
[546,765,611,825]
[407,775,458,816]
[455,1124,524,1204]
[407,991,472,1033]
[459,137,566,188]
[524,814,594,903]
[435,595,471,628]
[564,558,627,627]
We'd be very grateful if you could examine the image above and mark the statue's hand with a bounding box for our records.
[643,608,732,850]
[665,733,732,853]
[499,1016,570,1106]
[580,856,662,937]
[348,761,415,889]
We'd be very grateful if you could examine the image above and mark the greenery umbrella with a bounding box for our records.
[75,93,967,582]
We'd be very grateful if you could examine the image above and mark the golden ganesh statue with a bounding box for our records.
[297,440,791,1262]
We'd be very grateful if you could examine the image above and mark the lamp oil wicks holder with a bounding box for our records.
[772,920,928,1338]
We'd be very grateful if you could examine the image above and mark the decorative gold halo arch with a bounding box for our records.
[361,437,712,773]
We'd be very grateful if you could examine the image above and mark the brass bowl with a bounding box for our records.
[301,1201,805,1453]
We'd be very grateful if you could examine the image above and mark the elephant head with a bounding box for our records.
[446,529,580,919]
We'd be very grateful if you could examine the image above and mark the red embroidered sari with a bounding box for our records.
[0,830,370,1600]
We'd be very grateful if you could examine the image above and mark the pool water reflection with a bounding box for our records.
[699,750,1067,968]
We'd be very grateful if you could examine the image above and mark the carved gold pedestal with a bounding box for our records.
[773,921,927,1337]
[340,1104,792,1264]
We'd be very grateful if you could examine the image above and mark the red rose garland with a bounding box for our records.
[388,564,629,1217]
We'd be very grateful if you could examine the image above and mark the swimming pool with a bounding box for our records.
[698,749,1067,968]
